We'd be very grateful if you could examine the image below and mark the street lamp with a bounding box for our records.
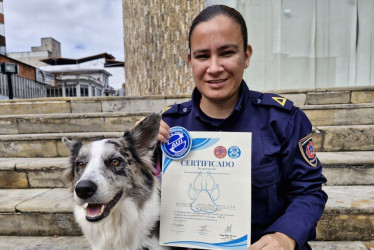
[1,63,19,99]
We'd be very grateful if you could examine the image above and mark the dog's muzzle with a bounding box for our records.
[75,180,123,222]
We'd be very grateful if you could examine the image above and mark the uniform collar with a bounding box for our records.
[191,80,250,125]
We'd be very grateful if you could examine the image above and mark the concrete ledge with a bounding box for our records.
[0,124,371,158]
[0,186,372,239]
[0,153,371,188]
[0,237,372,250]
[0,236,90,250]
[0,238,368,250]
[0,86,372,116]
[310,241,374,250]
[313,125,374,152]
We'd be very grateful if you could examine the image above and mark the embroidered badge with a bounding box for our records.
[272,97,287,107]
[161,126,192,160]
[298,134,318,167]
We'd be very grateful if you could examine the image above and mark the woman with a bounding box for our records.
[158,5,327,250]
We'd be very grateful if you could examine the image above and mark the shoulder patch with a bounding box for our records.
[298,134,318,167]
[257,93,293,111]
[272,96,287,107]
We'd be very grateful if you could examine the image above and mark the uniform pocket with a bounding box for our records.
[252,161,284,227]
[260,131,281,157]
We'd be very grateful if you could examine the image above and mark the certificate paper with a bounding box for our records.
[160,131,251,250]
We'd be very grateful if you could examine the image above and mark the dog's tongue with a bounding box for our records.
[86,204,103,216]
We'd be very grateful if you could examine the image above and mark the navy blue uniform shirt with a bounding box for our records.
[160,81,328,250]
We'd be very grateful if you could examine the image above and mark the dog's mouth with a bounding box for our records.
[82,191,123,222]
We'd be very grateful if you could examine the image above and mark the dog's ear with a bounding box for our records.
[129,113,161,154]
[62,137,74,150]
[61,137,83,188]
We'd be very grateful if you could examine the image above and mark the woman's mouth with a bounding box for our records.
[206,79,227,84]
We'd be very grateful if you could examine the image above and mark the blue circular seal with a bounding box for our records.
[161,126,192,160]
[228,146,241,159]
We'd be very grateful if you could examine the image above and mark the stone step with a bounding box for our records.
[303,103,374,126]
[1,103,374,135]
[0,158,68,188]
[313,125,374,152]
[319,152,374,186]
[0,132,123,158]
[0,86,373,116]
[0,236,90,250]
[0,96,190,115]
[310,241,374,250]
[0,124,372,158]
[0,237,372,250]
[0,186,373,241]
[0,112,146,135]
[0,152,373,189]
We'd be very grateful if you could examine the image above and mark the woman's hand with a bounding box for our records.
[135,117,170,143]
[158,119,171,143]
[248,232,296,250]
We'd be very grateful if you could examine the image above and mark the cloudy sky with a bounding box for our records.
[4,0,124,61]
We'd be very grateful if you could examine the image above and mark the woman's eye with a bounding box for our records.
[76,162,85,168]
[111,158,121,166]
[222,51,234,56]
[195,54,209,59]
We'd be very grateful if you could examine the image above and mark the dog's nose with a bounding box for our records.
[75,180,97,199]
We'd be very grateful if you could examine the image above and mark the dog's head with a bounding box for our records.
[62,113,161,222]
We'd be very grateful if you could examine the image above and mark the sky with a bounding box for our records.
[3,0,124,61]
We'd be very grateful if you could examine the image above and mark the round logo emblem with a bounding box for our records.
[214,146,227,159]
[306,141,315,159]
[161,126,192,160]
[228,146,241,159]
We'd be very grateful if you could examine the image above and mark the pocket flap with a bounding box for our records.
[252,161,281,188]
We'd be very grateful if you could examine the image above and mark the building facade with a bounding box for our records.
[0,55,49,99]
[0,0,6,55]
[7,37,61,68]
[40,54,122,97]
[123,0,374,96]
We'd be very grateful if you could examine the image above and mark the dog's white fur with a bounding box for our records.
[73,141,166,250]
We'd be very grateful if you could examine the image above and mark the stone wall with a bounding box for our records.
[123,0,204,96]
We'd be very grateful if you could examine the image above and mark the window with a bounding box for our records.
[47,87,63,97]
[80,85,89,97]
[66,86,77,97]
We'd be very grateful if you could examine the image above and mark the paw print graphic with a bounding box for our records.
[188,172,220,213]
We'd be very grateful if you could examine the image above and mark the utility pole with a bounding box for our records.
[1,63,18,99]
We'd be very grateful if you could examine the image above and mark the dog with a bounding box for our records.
[62,113,171,250]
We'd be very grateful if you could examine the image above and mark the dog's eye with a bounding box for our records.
[111,158,121,166]
[76,162,85,168]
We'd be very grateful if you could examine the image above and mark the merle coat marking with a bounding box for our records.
[63,113,171,250]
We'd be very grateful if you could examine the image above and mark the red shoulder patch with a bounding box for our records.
[298,134,318,167]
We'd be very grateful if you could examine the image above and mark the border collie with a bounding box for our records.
[62,113,171,250]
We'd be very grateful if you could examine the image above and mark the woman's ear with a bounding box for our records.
[187,54,192,63]
[244,45,253,68]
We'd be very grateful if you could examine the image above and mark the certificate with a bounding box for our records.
[160,130,251,250]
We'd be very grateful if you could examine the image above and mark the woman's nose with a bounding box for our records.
[206,57,223,74]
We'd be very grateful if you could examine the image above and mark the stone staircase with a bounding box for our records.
[0,87,373,249]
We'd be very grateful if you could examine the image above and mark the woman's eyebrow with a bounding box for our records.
[192,49,210,56]
[218,44,239,50]
[192,44,239,56]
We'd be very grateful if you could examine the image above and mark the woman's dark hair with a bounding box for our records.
[188,5,248,52]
